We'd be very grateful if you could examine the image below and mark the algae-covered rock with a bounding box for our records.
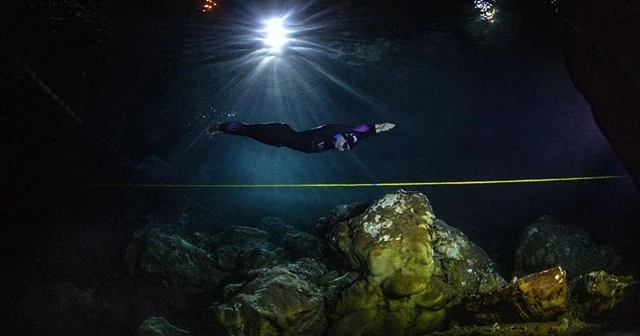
[323,190,505,336]
[513,216,620,280]
[136,316,190,336]
[210,258,328,336]
[570,270,637,321]
[316,201,372,271]
[333,190,438,285]
[461,266,569,324]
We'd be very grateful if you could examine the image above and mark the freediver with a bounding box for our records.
[207,122,395,153]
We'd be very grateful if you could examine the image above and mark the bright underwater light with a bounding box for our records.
[263,17,289,51]
[474,0,497,22]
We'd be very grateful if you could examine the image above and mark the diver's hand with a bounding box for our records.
[375,123,395,133]
[207,123,222,138]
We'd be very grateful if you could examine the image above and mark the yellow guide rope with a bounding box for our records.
[83,174,629,188]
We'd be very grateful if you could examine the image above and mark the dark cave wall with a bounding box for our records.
[561,0,640,188]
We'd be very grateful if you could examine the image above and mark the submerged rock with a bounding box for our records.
[211,226,286,276]
[136,317,190,336]
[125,227,230,294]
[513,216,620,280]
[322,190,505,336]
[432,219,506,295]
[210,258,328,336]
[428,318,596,336]
[259,217,321,261]
[315,201,371,271]
[460,267,569,324]
[570,270,637,321]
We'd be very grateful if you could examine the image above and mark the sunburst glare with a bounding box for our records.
[173,0,388,154]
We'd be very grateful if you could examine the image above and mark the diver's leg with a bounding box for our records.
[243,123,298,147]
[211,122,298,147]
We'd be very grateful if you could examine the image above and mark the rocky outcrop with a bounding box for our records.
[136,317,190,336]
[259,217,321,261]
[125,223,292,296]
[315,201,372,271]
[444,268,638,333]
[210,258,328,336]
[209,226,286,276]
[431,219,506,295]
[460,267,569,324]
[125,227,230,294]
[570,270,637,321]
[321,190,505,336]
[15,191,638,336]
[513,216,620,280]
[426,319,596,336]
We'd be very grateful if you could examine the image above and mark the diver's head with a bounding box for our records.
[333,133,358,151]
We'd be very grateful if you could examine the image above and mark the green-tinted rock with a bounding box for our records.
[136,317,190,336]
[460,267,569,324]
[326,191,448,335]
[382,274,428,298]
[411,308,447,334]
[334,278,380,314]
[428,319,596,336]
[322,190,506,335]
[570,270,637,321]
[413,276,458,310]
[329,309,378,336]
[211,259,328,336]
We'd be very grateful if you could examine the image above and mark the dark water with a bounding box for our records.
[82,0,638,270]
[4,0,639,333]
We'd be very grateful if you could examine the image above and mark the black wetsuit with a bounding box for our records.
[219,122,377,153]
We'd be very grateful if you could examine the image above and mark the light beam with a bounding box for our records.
[263,18,289,51]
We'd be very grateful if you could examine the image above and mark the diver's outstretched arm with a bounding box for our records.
[375,123,395,133]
